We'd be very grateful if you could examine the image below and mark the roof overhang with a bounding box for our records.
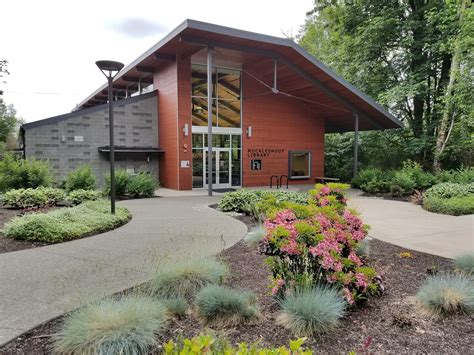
[98,146,164,153]
[77,19,403,133]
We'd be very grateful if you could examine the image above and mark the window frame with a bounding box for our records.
[191,63,242,129]
[288,150,312,180]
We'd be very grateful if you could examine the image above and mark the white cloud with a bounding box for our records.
[0,0,312,122]
[108,18,166,38]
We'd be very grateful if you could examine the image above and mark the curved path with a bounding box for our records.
[0,196,247,346]
[348,192,473,259]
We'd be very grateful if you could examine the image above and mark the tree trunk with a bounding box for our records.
[433,0,468,172]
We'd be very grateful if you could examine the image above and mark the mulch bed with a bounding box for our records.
[1,215,472,353]
[0,204,58,254]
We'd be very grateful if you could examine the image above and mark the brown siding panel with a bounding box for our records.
[242,67,324,187]
[155,62,179,189]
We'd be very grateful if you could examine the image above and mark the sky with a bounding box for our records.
[1,0,313,123]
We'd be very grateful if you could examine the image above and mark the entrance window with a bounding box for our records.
[192,149,204,188]
[192,133,241,188]
[289,151,311,179]
[191,64,241,128]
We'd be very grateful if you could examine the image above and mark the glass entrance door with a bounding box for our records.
[192,132,241,189]
[204,148,231,189]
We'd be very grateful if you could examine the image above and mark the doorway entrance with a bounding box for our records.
[204,148,231,189]
[192,132,241,189]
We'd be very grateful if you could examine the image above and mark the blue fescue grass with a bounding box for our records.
[277,286,347,335]
[150,257,228,301]
[454,253,474,275]
[356,238,371,257]
[243,224,266,246]
[54,295,168,354]
[416,273,474,315]
[163,297,188,318]
[195,284,261,327]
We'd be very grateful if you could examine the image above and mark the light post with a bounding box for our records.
[96,60,124,214]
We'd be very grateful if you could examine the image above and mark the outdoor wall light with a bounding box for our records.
[183,123,189,136]
[246,126,252,138]
[96,60,124,215]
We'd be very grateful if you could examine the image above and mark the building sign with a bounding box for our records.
[247,148,285,158]
[251,160,262,170]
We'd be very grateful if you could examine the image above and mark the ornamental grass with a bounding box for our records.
[195,284,261,327]
[54,295,167,355]
[454,253,474,275]
[277,286,346,336]
[150,257,228,301]
[416,273,474,316]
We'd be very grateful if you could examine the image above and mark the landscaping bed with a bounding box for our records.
[2,237,472,354]
[0,203,54,253]
[0,200,131,253]
[2,185,472,353]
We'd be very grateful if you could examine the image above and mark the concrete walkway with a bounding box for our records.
[348,193,474,259]
[0,196,247,346]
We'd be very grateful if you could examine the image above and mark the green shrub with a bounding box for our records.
[218,189,267,212]
[54,295,167,355]
[2,187,66,208]
[454,253,474,275]
[244,225,266,246]
[104,169,130,197]
[3,199,131,243]
[163,297,188,318]
[352,168,392,193]
[423,195,474,216]
[453,167,474,184]
[416,274,474,315]
[195,284,261,327]
[425,182,474,199]
[354,161,440,194]
[437,167,474,184]
[66,189,102,205]
[150,258,228,301]
[127,172,158,198]
[400,160,436,190]
[390,170,416,195]
[0,153,53,191]
[218,189,309,213]
[65,164,96,192]
[163,334,311,354]
[277,286,346,335]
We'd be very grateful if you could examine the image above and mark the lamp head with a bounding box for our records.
[96,60,124,78]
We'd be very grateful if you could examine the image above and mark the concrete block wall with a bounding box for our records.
[23,92,159,185]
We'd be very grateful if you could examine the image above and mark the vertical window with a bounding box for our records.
[289,151,311,179]
[191,64,241,128]
[192,133,204,188]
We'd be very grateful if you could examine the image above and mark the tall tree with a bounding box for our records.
[0,60,9,97]
[299,0,473,171]
[433,0,472,171]
[0,60,21,151]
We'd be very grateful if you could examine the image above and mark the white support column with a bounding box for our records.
[207,46,213,196]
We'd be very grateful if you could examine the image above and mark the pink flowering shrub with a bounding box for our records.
[260,183,381,305]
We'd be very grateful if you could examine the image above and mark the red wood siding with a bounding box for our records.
[154,62,179,189]
[176,56,193,190]
[241,67,325,187]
